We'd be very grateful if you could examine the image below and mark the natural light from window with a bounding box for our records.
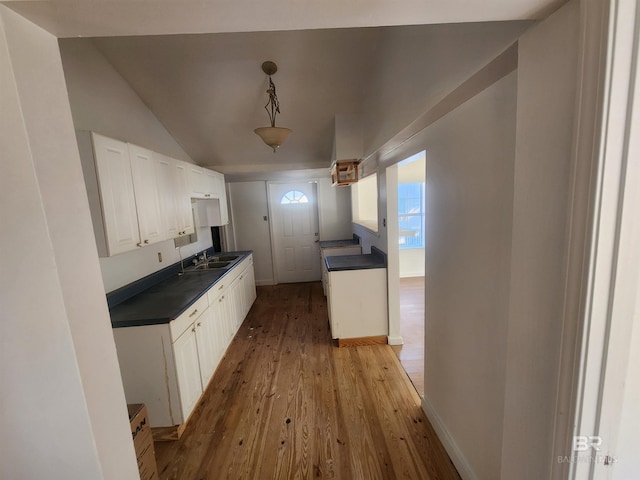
[280,190,309,204]
[398,152,426,249]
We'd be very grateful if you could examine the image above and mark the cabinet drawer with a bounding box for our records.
[207,278,228,303]
[170,294,208,341]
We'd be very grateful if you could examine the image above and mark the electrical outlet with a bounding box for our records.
[157,252,162,262]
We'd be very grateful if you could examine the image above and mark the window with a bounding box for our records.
[398,182,425,248]
[280,190,309,204]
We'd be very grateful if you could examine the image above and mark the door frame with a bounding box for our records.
[562,1,640,478]
[266,180,321,285]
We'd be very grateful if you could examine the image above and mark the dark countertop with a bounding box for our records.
[325,246,387,272]
[109,251,252,328]
[319,234,360,249]
[319,239,360,248]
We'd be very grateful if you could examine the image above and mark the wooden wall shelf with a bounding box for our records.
[330,160,360,186]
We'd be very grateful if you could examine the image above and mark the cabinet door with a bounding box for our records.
[207,296,227,364]
[195,308,218,387]
[229,277,244,331]
[244,263,257,310]
[204,169,217,199]
[211,171,229,225]
[174,160,195,236]
[92,133,141,255]
[189,165,207,198]
[173,326,202,421]
[155,153,179,238]
[129,144,166,245]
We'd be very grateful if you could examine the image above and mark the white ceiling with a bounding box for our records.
[5,0,565,175]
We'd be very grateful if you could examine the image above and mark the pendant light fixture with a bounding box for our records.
[254,61,292,152]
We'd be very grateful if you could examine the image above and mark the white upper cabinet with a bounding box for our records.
[90,133,141,256]
[174,160,195,236]
[79,131,229,255]
[189,165,207,198]
[128,144,167,246]
[154,153,180,239]
[209,170,229,225]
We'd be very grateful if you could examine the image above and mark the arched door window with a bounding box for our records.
[280,190,309,205]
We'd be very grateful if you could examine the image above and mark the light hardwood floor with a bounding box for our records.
[391,277,425,397]
[154,282,459,480]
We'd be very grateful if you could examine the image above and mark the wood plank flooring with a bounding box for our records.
[391,277,425,397]
[155,282,459,480]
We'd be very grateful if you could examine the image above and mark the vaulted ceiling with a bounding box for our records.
[6,0,566,175]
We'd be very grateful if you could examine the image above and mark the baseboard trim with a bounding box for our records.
[421,395,478,480]
[255,279,276,286]
[338,335,388,347]
[387,335,404,345]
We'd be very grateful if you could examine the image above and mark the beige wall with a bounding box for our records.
[501,1,579,478]
[0,6,139,479]
[419,72,517,479]
[59,38,215,292]
[360,22,531,156]
[59,38,192,162]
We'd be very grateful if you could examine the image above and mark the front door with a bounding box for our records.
[268,182,320,284]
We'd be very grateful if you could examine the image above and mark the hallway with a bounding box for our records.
[154,282,459,479]
[391,277,425,397]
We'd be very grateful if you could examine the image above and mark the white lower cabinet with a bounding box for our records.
[173,322,203,420]
[113,254,257,434]
[326,267,388,340]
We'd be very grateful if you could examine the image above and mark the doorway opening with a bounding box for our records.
[389,151,426,396]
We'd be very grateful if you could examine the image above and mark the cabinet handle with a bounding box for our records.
[240,276,243,280]
[192,327,196,332]
[189,309,198,317]
[219,296,224,302]
[197,322,202,327]
[218,284,224,290]
[205,193,211,197]
[136,242,143,247]
[144,239,149,244]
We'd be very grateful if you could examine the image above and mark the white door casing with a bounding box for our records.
[268,182,321,284]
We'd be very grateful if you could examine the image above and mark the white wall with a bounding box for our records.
[228,177,353,285]
[414,72,517,480]
[501,2,579,479]
[0,6,139,479]
[59,39,192,162]
[361,22,531,156]
[58,37,214,292]
[317,177,353,241]
[227,181,275,285]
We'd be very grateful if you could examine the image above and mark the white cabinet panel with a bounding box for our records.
[173,326,202,421]
[189,165,207,198]
[210,170,229,225]
[129,143,166,246]
[195,308,218,388]
[155,153,180,238]
[92,133,141,255]
[327,268,388,340]
[174,160,195,236]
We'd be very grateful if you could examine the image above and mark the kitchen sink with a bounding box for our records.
[193,261,233,270]
[213,255,241,262]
